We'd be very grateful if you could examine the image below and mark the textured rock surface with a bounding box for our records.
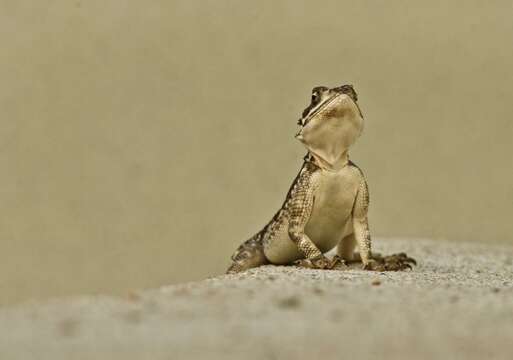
[1,238,513,360]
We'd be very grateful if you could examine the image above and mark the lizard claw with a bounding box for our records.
[363,253,416,271]
[329,255,347,269]
[397,252,417,265]
[294,255,345,270]
[363,259,386,271]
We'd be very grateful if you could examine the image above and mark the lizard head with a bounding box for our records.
[296,84,364,166]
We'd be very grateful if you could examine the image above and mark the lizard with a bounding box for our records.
[227,84,416,273]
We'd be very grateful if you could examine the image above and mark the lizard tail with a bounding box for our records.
[226,232,268,274]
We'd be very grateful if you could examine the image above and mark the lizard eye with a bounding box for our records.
[311,92,318,102]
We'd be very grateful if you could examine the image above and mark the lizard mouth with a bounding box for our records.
[300,93,344,127]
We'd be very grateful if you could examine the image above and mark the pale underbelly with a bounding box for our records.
[263,164,359,264]
[263,213,353,264]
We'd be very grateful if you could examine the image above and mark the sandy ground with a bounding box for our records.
[1,238,512,360]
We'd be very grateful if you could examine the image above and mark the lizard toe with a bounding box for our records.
[381,253,416,271]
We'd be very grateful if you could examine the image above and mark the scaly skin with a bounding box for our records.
[227,85,415,274]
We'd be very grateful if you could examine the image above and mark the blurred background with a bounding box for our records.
[1,0,512,306]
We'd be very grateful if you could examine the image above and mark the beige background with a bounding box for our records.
[1,0,512,306]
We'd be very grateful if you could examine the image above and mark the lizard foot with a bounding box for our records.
[363,253,416,271]
[294,255,345,270]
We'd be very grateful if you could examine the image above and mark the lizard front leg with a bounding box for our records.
[289,228,338,269]
[353,174,416,271]
[352,176,373,268]
[287,166,339,270]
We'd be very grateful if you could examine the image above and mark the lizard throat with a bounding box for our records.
[308,151,349,172]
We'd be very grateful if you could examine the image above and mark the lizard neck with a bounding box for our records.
[306,151,349,172]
